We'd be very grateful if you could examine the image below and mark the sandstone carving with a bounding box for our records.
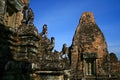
[0,0,6,24]
[0,1,120,80]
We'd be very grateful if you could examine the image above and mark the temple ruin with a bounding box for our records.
[0,0,120,80]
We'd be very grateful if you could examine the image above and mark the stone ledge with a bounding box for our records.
[35,71,64,75]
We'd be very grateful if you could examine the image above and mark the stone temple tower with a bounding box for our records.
[71,12,109,79]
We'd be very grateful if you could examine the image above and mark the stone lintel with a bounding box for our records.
[83,52,98,59]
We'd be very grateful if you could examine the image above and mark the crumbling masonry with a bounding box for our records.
[0,0,120,80]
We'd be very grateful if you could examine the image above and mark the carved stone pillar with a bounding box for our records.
[88,62,92,75]
[93,60,96,75]
[83,59,86,76]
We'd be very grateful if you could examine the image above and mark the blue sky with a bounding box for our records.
[30,0,120,59]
